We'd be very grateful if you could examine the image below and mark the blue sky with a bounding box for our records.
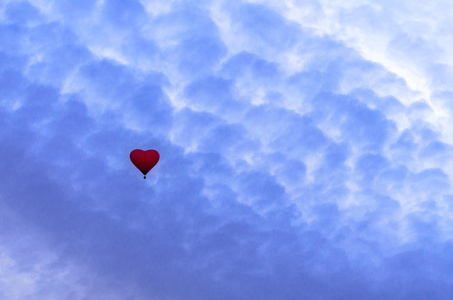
[1,0,453,299]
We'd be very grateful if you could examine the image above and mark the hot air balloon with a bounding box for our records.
[130,149,160,179]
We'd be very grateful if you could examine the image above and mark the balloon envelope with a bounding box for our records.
[130,149,160,178]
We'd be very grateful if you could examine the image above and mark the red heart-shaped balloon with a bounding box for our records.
[130,149,160,179]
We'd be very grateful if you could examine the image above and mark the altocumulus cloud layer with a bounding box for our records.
[1,0,453,299]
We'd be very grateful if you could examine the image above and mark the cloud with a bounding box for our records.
[2,0,453,299]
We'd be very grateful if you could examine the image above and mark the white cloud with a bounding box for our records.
[3,0,453,298]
